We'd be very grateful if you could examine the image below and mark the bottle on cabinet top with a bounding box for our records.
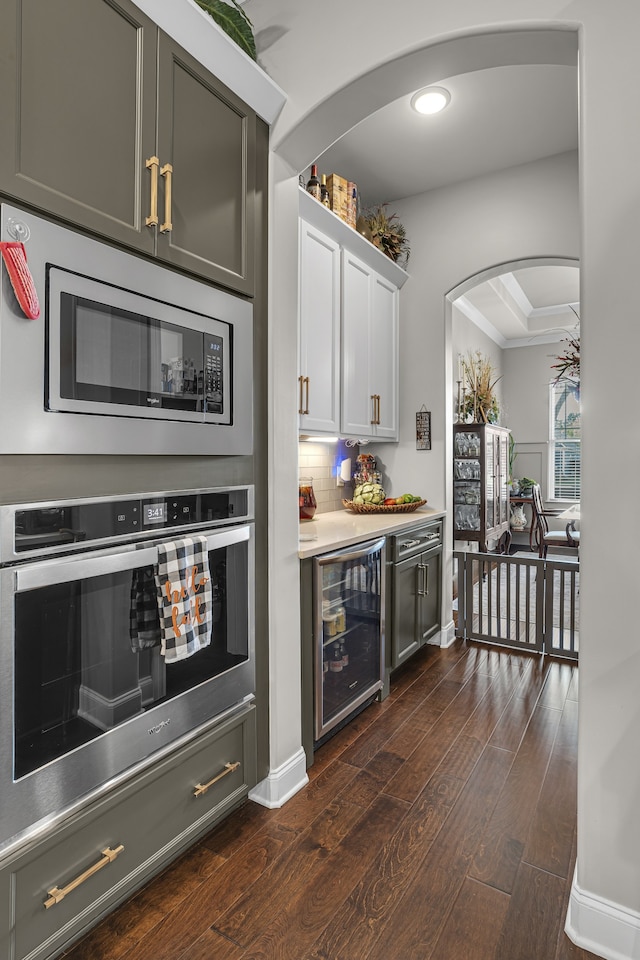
[320,174,331,208]
[306,164,321,201]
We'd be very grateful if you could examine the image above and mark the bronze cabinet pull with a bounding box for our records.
[145,156,159,227]
[160,162,173,233]
[44,845,125,909]
[193,761,240,798]
[298,376,310,415]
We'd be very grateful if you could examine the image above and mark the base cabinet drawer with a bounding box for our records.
[2,704,256,960]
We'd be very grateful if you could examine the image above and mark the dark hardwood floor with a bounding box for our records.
[62,640,598,960]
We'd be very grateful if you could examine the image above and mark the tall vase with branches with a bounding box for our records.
[459,351,501,424]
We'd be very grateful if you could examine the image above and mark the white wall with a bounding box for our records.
[254,6,640,956]
[378,151,578,503]
[503,341,565,500]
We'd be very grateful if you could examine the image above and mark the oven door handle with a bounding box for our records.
[14,525,251,592]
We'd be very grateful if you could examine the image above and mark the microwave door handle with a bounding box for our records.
[15,524,251,592]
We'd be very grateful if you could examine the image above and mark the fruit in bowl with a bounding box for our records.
[395,493,423,504]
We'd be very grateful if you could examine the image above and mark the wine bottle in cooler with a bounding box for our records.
[330,642,343,672]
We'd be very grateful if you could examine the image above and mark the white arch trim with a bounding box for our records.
[447,256,580,348]
[274,27,578,172]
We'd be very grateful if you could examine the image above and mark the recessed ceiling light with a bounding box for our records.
[411,86,451,115]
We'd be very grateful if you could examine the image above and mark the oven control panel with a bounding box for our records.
[7,486,253,558]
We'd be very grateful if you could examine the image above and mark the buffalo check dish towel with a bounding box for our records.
[154,536,213,662]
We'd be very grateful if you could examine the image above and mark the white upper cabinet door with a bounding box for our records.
[298,220,341,434]
[341,251,374,438]
[342,251,398,441]
[370,273,399,439]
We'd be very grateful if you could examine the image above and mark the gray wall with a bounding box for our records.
[502,341,564,501]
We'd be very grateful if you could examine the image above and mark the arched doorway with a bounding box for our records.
[446,256,580,656]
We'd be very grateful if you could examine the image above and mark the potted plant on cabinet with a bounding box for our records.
[195,0,257,60]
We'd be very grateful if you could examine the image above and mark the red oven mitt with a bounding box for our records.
[0,241,40,320]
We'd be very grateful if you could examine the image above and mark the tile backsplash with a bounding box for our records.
[298,441,354,514]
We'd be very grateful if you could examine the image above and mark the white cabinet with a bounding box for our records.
[298,189,406,441]
[298,219,341,434]
[341,251,398,440]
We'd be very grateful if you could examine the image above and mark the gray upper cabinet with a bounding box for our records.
[0,0,256,294]
[156,33,255,293]
[0,0,158,255]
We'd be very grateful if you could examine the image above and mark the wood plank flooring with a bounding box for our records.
[62,640,598,960]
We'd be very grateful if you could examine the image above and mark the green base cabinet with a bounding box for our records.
[0,0,256,294]
[388,521,443,671]
[0,703,256,960]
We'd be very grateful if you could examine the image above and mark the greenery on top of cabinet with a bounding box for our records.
[195,0,256,60]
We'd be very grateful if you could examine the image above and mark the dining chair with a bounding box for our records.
[531,484,579,558]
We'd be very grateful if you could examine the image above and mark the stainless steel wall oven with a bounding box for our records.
[0,486,254,854]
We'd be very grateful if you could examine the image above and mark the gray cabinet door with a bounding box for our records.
[391,553,421,668]
[156,33,256,294]
[417,549,441,643]
[391,547,442,668]
[0,0,157,254]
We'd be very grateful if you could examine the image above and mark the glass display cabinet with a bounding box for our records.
[453,423,510,551]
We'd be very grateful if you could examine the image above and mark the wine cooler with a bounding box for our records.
[313,537,386,744]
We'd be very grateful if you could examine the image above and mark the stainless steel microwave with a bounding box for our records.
[0,204,253,454]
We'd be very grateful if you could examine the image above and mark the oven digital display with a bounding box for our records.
[143,502,166,525]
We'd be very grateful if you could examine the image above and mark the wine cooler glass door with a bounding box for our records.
[314,537,385,742]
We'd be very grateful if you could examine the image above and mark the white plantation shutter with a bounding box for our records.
[550,381,581,500]
[553,440,581,500]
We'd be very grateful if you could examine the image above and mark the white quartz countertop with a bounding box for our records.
[298,506,445,559]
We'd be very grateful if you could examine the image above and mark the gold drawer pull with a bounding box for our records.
[160,162,173,233]
[145,156,159,227]
[44,845,124,909]
[194,761,240,798]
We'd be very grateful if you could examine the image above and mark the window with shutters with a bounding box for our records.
[549,380,580,500]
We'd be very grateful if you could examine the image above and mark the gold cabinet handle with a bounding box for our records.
[160,162,173,233]
[376,394,381,425]
[370,394,377,425]
[44,845,124,909]
[298,376,310,416]
[145,156,159,227]
[194,761,240,798]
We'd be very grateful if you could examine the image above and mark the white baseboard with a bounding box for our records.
[566,867,640,960]
[248,746,309,809]
[427,620,456,649]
